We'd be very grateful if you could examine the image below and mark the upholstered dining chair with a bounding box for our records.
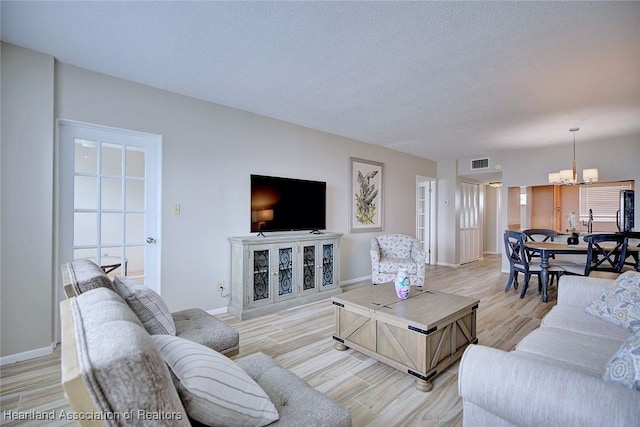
[503,230,565,298]
[370,234,426,286]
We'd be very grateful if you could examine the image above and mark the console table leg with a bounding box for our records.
[415,378,433,392]
[334,342,348,351]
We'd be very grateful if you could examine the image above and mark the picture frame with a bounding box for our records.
[350,157,384,232]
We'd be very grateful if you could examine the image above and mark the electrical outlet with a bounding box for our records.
[218,281,224,291]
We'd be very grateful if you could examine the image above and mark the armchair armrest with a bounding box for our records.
[459,345,640,427]
[410,245,426,265]
[557,276,614,309]
[370,250,380,274]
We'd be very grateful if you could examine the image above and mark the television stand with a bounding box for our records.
[228,232,342,319]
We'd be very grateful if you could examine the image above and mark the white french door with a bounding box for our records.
[459,181,481,264]
[416,177,436,264]
[58,121,162,292]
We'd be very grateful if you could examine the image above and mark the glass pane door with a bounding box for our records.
[59,122,161,293]
[73,140,147,279]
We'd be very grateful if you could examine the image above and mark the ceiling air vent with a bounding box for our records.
[471,158,490,170]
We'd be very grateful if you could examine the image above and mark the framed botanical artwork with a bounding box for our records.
[350,157,384,232]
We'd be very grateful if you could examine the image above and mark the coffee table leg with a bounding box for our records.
[334,342,348,351]
[415,378,433,392]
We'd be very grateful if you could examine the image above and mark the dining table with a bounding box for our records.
[524,241,640,303]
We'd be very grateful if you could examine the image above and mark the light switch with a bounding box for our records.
[172,203,181,215]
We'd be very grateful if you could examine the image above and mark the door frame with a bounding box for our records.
[54,119,162,322]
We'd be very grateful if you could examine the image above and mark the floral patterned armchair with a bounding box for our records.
[370,234,426,286]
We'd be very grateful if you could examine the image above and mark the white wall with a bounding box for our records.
[436,159,458,266]
[1,43,55,358]
[483,185,501,254]
[1,43,437,357]
[55,62,437,313]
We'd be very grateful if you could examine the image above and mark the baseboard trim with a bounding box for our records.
[208,276,374,314]
[0,344,55,366]
[340,275,372,286]
[437,262,460,267]
[207,307,228,316]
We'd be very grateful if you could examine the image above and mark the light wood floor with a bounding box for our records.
[1,255,556,426]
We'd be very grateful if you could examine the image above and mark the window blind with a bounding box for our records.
[579,183,632,222]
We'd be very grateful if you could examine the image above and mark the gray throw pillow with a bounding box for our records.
[152,335,279,427]
[113,276,176,335]
[603,328,640,390]
[585,271,640,331]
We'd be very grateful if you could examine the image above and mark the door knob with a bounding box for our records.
[146,237,156,243]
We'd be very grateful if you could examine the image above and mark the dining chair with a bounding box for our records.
[584,234,628,276]
[523,228,558,261]
[504,230,564,298]
[620,232,640,272]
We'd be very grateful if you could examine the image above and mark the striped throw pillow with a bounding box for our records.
[152,335,279,427]
[113,277,176,335]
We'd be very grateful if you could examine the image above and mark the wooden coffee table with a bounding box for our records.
[332,283,479,391]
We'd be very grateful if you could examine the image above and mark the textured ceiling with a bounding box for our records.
[2,1,639,163]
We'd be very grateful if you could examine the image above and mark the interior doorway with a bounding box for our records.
[57,120,162,294]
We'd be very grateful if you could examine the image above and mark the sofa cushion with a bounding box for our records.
[236,352,352,427]
[603,329,640,391]
[542,305,632,342]
[585,271,640,332]
[66,288,189,425]
[375,234,414,259]
[67,259,114,295]
[172,308,239,356]
[515,327,624,377]
[114,276,176,335]
[378,257,418,274]
[152,335,279,427]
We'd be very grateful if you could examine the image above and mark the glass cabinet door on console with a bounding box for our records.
[300,244,317,295]
[319,241,338,290]
[248,244,273,307]
[300,241,339,293]
[248,243,297,306]
[274,244,296,302]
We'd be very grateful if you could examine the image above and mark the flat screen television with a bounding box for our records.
[250,174,326,233]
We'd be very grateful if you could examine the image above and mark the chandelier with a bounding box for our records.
[548,128,598,185]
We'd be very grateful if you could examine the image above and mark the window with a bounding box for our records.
[579,182,633,222]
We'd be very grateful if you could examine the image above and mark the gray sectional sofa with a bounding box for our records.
[62,259,239,356]
[60,260,351,426]
[458,273,640,426]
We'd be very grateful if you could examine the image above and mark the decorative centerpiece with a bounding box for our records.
[395,268,410,299]
[566,211,579,245]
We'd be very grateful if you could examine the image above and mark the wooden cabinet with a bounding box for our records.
[228,233,342,319]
